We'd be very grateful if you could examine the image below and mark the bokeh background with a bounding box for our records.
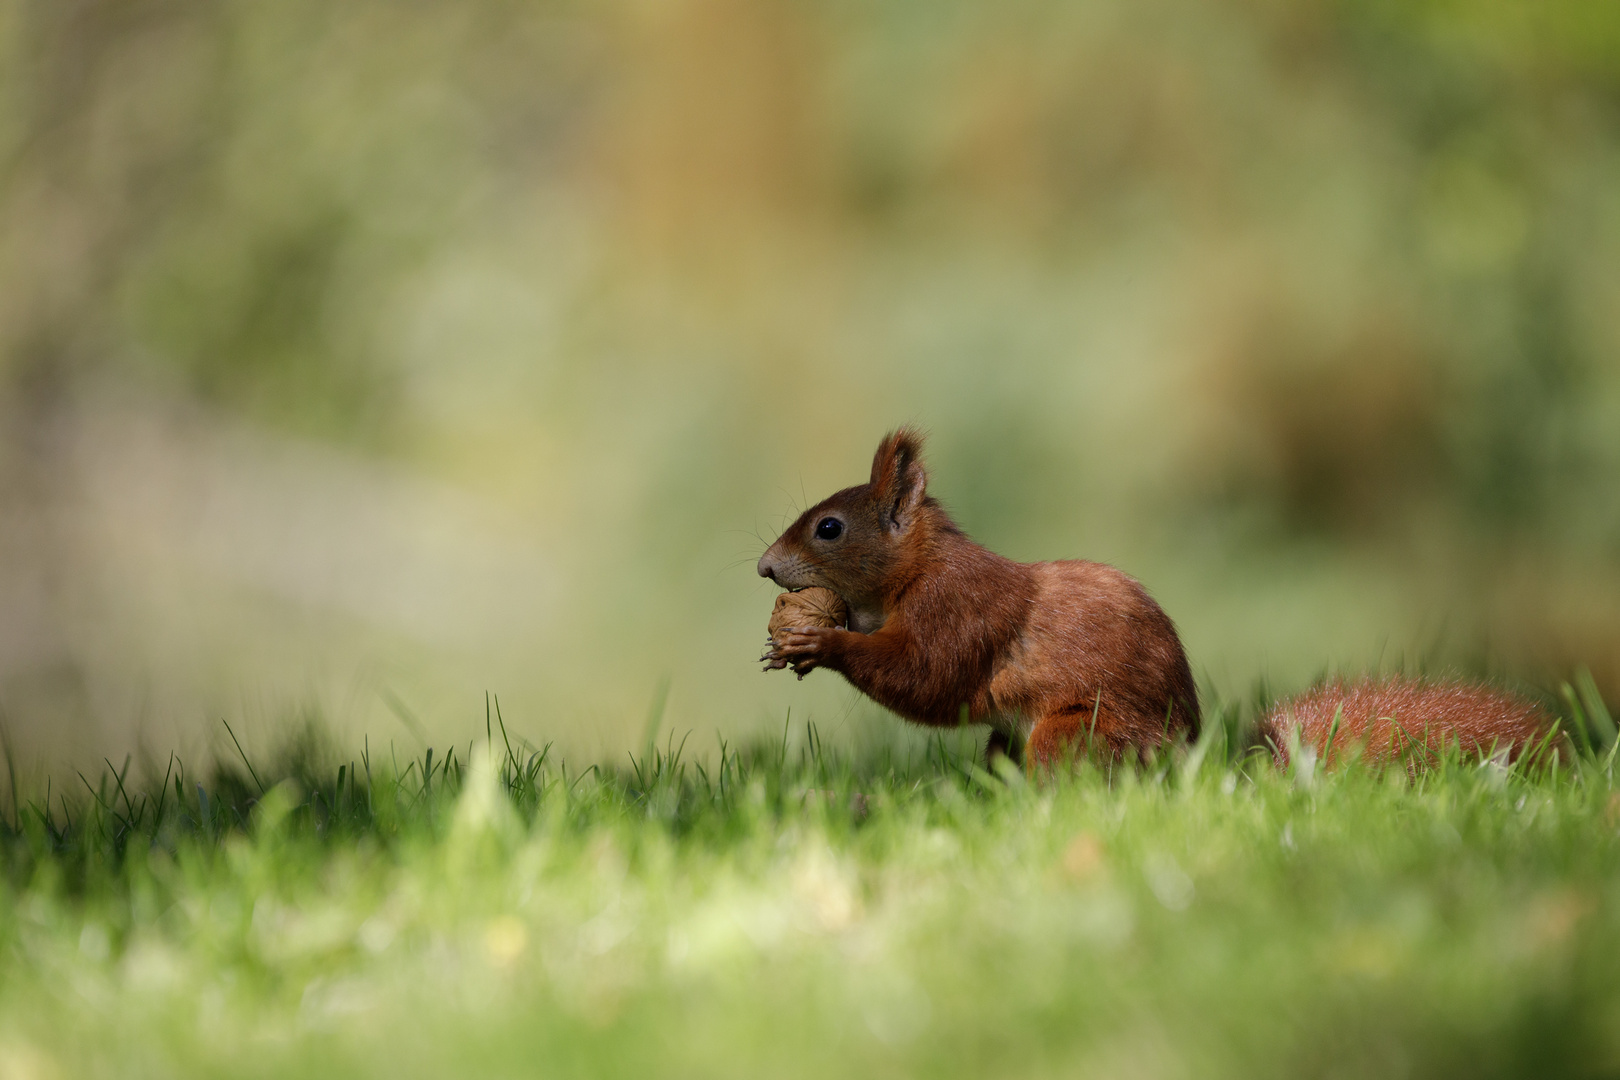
[1,0,1617,771]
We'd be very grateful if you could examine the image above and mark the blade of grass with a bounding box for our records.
[222,720,266,796]
[106,756,139,827]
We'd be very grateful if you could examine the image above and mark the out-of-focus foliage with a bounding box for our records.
[0,0,1616,764]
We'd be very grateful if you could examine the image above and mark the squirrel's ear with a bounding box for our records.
[869,426,929,531]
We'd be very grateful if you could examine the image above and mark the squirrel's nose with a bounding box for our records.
[757,554,777,580]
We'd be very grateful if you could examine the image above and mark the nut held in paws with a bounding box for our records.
[768,587,848,645]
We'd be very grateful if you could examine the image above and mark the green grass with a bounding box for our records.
[3,694,1620,1080]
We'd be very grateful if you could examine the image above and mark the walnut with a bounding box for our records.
[767,587,848,645]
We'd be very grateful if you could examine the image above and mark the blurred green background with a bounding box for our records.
[1,0,1617,770]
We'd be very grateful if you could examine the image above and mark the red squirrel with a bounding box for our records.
[758,427,1200,769]
[759,427,1561,771]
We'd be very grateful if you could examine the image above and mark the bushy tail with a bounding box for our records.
[1258,677,1564,769]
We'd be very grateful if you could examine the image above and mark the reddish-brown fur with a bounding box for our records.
[758,428,1199,770]
[759,428,1570,774]
[1259,677,1562,768]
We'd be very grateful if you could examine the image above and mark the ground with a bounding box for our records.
[2,705,1619,1079]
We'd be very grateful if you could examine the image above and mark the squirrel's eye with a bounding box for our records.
[814,517,843,541]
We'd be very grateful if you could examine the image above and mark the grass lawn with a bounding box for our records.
[3,693,1619,1079]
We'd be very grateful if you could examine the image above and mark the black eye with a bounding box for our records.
[815,517,843,541]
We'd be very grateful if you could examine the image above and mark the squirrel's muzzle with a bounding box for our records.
[758,542,815,589]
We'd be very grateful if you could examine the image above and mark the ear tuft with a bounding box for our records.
[868,426,929,530]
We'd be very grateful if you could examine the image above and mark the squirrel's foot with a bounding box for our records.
[771,625,838,679]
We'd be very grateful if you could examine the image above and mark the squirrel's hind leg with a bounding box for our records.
[984,727,1023,771]
[1026,701,1162,775]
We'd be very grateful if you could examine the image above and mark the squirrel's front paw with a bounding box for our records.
[764,625,839,679]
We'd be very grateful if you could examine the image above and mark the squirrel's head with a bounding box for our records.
[757,426,936,605]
